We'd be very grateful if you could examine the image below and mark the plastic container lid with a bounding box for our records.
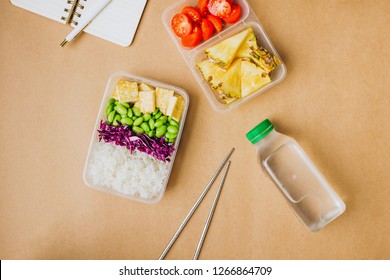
[246,119,274,144]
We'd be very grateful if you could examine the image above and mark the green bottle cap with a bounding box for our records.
[246,119,274,144]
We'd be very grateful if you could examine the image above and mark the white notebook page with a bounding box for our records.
[10,0,147,46]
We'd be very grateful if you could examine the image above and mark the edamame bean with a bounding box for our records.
[154,120,164,128]
[107,110,116,123]
[106,104,114,116]
[133,117,144,126]
[167,125,179,134]
[121,102,130,109]
[132,116,137,121]
[154,111,162,120]
[156,125,167,138]
[152,108,159,115]
[115,104,127,115]
[148,119,155,130]
[121,117,133,126]
[148,130,155,137]
[168,138,175,143]
[112,114,121,126]
[108,98,115,105]
[133,107,141,117]
[169,119,179,127]
[140,122,150,133]
[158,116,168,123]
[165,132,177,139]
[132,126,144,134]
[127,108,133,118]
[143,114,151,121]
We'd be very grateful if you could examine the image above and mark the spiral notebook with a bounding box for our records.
[10,0,147,47]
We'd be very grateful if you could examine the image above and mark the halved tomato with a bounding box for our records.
[222,3,241,24]
[206,14,223,33]
[181,25,202,47]
[182,6,202,24]
[207,0,231,18]
[171,13,192,37]
[200,18,214,41]
[198,0,210,16]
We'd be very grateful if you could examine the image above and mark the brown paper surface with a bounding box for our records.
[1,0,389,260]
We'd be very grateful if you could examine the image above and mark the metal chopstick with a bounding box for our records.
[193,160,231,260]
[158,148,234,260]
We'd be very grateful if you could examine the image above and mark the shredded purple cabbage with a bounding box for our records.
[97,121,175,162]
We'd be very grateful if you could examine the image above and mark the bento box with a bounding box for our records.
[162,0,286,112]
[83,71,189,204]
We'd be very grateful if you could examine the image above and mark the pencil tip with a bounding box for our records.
[60,39,68,47]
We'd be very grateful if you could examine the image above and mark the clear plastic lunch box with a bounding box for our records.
[162,0,287,112]
[83,71,190,204]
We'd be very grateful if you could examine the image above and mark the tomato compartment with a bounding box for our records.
[164,0,250,49]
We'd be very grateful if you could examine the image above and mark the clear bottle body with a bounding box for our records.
[255,129,345,231]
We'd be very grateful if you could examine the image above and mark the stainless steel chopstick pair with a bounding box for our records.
[158,148,234,260]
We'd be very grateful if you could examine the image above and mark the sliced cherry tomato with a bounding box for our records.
[206,14,223,33]
[226,0,233,4]
[181,25,203,47]
[222,3,241,24]
[200,18,214,41]
[198,0,210,16]
[182,6,202,24]
[207,0,231,18]
[171,13,192,37]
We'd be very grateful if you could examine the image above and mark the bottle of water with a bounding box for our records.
[246,119,345,231]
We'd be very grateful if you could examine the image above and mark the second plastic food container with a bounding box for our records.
[83,71,189,204]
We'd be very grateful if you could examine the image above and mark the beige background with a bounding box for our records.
[1,0,390,260]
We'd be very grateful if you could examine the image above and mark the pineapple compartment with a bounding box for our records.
[190,22,287,112]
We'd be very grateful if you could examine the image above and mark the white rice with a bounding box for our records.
[88,142,170,199]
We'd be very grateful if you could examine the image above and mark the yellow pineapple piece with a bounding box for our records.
[196,59,226,89]
[236,28,258,58]
[249,47,281,73]
[240,59,271,98]
[217,58,241,99]
[234,28,281,73]
[205,28,251,68]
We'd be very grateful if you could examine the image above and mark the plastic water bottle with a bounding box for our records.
[246,119,346,231]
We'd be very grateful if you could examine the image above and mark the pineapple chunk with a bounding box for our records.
[138,82,154,91]
[234,27,281,73]
[241,59,271,98]
[236,28,258,58]
[196,59,226,89]
[156,87,174,115]
[218,58,241,99]
[137,90,156,114]
[112,80,139,102]
[166,95,185,122]
[249,47,281,73]
[205,28,251,68]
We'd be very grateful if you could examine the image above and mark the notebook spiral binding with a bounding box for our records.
[61,0,87,26]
